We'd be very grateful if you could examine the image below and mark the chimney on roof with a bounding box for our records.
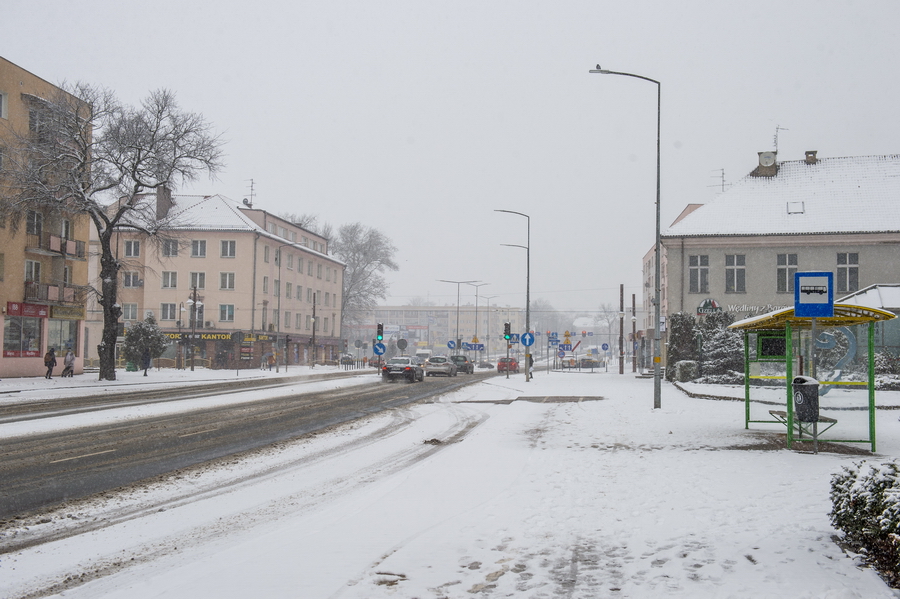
[156,185,173,220]
[751,151,778,178]
[805,150,818,164]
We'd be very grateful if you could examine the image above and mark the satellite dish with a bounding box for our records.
[759,152,776,167]
[242,198,251,206]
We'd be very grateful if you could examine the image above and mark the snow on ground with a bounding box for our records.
[2,367,899,598]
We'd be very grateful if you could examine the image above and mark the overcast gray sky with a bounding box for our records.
[6,0,900,315]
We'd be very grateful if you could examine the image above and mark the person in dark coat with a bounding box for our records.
[44,347,57,379]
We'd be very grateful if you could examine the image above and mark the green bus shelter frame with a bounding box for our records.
[728,303,896,452]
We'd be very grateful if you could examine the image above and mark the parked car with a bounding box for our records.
[369,357,385,369]
[477,360,494,369]
[580,357,601,369]
[560,352,578,369]
[381,356,425,382]
[340,354,355,365]
[425,355,458,377]
[450,354,474,374]
[497,357,519,373]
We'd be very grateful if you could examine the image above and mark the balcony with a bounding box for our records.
[24,281,87,306]
[25,233,87,259]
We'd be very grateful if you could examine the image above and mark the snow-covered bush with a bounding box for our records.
[875,351,900,376]
[666,312,697,381]
[674,360,698,382]
[830,460,900,586]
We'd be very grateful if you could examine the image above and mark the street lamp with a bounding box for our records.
[590,65,662,409]
[438,279,478,353]
[495,209,531,382]
[466,282,489,360]
[482,295,499,362]
[186,287,203,372]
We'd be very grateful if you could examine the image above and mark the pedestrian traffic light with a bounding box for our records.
[376,323,384,341]
[503,322,511,340]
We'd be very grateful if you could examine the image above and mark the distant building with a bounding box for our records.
[647,151,900,361]
[0,57,91,377]
[85,194,345,368]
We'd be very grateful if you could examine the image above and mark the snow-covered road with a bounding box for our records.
[1,368,897,598]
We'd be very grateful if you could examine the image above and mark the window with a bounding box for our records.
[307,287,312,303]
[295,313,303,329]
[264,246,270,263]
[323,317,329,331]
[219,304,235,322]
[221,240,236,258]
[162,239,179,257]
[285,311,291,329]
[26,210,42,236]
[837,252,859,293]
[29,108,49,142]
[125,240,140,257]
[285,282,292,298]
[297,258,303,273]
[308,261,313,276]
[162,271,178,288]
[776,254,798,293]
[274,249,281,266]
[123,271,140,287]
[0,253,4,281]
[161,303,177,320]
[306,315,311,330]
[326,267,331,282]
[25,260,41,283]
[263,276,269,294]
[317,264,322,279]
[688,255,709,294]
[274,279,280,297]
[61,219,72,240]
[287,253,294,269]
[725,255,746,293]
[0,92,7,119]
[296,285,302,300]
[191,239,206,257]
[4,315,43,356]
[325,292,330,307]
[190,272,206,290]
[48,319,78,356]
[123,303,138,320]
[220,272,235,290]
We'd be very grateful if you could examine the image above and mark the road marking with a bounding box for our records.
[50,449,116,464]
[179,428,218,438]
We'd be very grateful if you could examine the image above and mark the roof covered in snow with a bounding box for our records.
[839,284,900,311]
[664,154,900,238]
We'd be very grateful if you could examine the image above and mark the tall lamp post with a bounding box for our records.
[186,287,203,372]
[495,209,531,382]
[438,279,478,353]
[466,282,489,360]
[482,295,499,362]
[590,65,662,409]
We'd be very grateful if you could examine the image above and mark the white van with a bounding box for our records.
[415,349,433,361]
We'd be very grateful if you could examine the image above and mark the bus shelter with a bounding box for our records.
[728,303,896,452]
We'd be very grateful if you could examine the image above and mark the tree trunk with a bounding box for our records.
[97,234,121,381]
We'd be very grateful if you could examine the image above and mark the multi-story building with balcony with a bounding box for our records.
[85,193,345,369]
[0,57,90,377]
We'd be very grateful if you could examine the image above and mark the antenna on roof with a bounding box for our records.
[708,168,731,192]
[774,125,789,153]
[243,178,255,208]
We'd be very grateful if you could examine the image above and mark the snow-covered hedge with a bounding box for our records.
[674,360,698,382]
[830,460,900,586]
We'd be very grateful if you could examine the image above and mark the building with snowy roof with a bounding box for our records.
[85,193,346,369]
[651,150,900,357]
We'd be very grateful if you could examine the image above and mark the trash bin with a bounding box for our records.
[125,361,137,372]
[793,376,819,423]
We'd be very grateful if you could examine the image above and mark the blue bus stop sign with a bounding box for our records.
[794,271,834,318]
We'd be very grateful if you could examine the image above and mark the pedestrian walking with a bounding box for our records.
[44,347,57,379]
[62,348,75,377]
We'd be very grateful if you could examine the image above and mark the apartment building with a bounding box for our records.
[87,193,345,368]
[646,150,900,360]
[0,57,90,377]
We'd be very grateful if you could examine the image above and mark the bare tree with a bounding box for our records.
[329,223,398,335]
[0,83,224,380]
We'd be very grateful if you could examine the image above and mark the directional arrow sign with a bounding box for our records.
[521,332,535,347]
[447,340,456,349]
[373,342,386,355]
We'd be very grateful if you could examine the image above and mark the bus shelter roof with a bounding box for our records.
[728,303,896,332]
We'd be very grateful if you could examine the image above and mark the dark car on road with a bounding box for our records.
[450,355,474,374]
[497,357,519,373]
[381,356,425,383]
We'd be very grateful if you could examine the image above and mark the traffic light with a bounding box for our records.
[284,335,291,345]
[582,331,586,338]
[503,322,511,340]
[376,323,384,341]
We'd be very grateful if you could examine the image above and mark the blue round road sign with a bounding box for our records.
[447,340,456,349]
[373,342,386,355]
[521,332,535,347]
[601,343,609,351]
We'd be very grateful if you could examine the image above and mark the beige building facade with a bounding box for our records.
[0,57,90,377]
[86,194,345,369]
